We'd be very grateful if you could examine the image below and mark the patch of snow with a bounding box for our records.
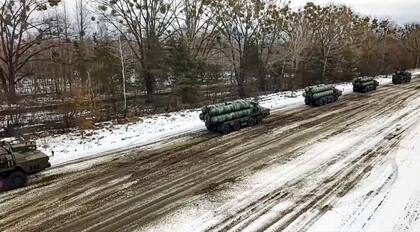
[308,120,420,232]
[38,111,204,166]
[0,137,17,143]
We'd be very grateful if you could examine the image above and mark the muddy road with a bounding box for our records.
[1,81,420,232]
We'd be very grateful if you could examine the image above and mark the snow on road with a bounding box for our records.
[2,72,420,232]
[308,120,420,232]
[35,72,411,166]
[136,84,420,232]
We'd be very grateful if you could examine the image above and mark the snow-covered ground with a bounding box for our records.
[2,71,420,232]
[31,71,418,166]
[136,85,420,232]
[309,120,420,232]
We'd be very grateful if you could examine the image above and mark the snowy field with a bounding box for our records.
[308,120,420,231]
[29,71,417,166]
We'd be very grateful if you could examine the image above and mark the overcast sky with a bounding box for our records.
[61,0,419,26]
[290,0,420,25]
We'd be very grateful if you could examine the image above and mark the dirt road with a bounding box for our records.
[1,80,420,232]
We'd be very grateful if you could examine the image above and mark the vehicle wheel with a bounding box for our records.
[353,87,358,92]
[328,96,333,103]
[361,86,366,93]
[256,116,263,124]
[248,117,256,126]
[304,98,311,105]
[5,171,27,190]
[222,124,231,134]
[233,121,241,131]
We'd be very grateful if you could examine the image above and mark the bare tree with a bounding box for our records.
[211,0,286,97]
[97,0,181,103]
[402,23,420,69]
[175,0,218,59]
[0,0,60,103]
[304,3,355,81]
[286,10,312,77]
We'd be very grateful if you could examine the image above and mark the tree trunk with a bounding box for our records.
[257,65,266,92]
[144,71,155,103]
[237,71,246,98]
[322,57,328,82]
[8,80,17,104]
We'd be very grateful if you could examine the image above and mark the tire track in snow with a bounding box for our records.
[198,93,420,232]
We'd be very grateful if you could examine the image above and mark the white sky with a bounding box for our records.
[290,0,420,25]
[61,0,419,25]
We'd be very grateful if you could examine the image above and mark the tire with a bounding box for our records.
[353,86,358,92]
[233,121,241,131]
[328,96,333,104]
[362,86,367,93]
[248,117,256,127]
[5,171,28,190]
[222,124,231,134]
[304,98,311,105]
[256,116,263,124]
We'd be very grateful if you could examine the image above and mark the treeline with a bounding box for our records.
[1,0,420,125]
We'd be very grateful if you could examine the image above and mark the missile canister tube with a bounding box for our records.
[305,85,334,94]
[312,90,334,99]
[207,100,252,116]
[199,100,270,132]
[360,80,376,87]
[209,109,253,125]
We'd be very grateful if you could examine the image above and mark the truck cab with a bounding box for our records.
[0,141,51,190]
[251,101,270,117]
[392,70,412,84]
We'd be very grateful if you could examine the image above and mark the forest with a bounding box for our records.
[1,0,420,135]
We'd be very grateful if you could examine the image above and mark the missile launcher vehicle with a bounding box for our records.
[392,71,412,84]
[199,100,270,134]
[0,141,51,191]
[303,84,342,106]
[353,76,379,93]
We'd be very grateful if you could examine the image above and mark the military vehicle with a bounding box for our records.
[303,84,342,106]
[353,76,379,93]
[199,100,270,134]
[0,141,51,191]
[392,71,412,84]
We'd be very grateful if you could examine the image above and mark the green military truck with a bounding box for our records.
[199,100,270,134]
[303,84,342,106]
[0,141,51,191]
[392,71,412,84]
[353,76,379,93]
